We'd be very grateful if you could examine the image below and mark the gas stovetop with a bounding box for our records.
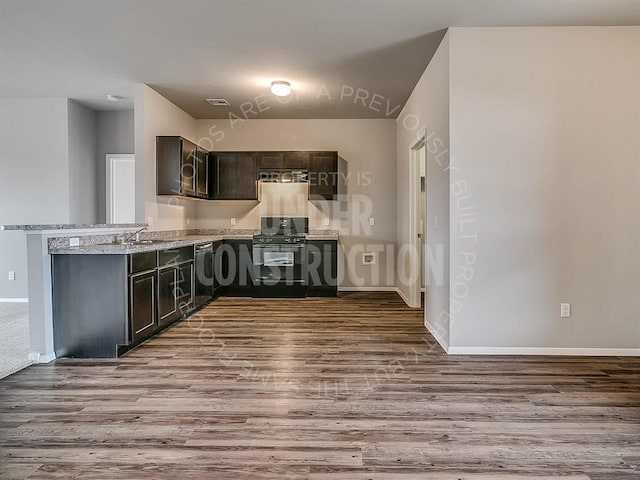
[254,217,309,244]
[252,234,306,245]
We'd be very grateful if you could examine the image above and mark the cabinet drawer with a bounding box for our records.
[129,252,157,274]
[159,246,194,266]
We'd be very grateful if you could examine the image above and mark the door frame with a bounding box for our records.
[408,130,427,308]
[106,154,135,224]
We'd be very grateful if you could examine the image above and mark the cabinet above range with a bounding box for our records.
[156,137,346,201]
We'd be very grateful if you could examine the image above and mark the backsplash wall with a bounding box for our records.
[194,183,333,230]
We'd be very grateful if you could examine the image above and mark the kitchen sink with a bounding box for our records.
[119,239,169,246]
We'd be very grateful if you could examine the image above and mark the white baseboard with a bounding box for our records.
[395,287,411,307]
[338,286,399,292]
[425,319,450,353]
[447,346,640,357]
[28,352,56,363]
[0,298,28,303]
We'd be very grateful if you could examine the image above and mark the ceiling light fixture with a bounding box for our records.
[270,81,292,97]
[106,94,123,102]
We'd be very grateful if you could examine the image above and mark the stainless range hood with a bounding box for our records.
[258,169,309,183]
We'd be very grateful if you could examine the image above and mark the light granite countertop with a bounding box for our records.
[50,231,339,255]
[51,235,239,255]
[1,223,148,231]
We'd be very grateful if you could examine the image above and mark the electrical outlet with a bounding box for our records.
[69,237,80,247]
[8,271,15,281]
[369,217,375,226]
[323,218,330,227]
[230,217,237,226]
[560,303,571,318]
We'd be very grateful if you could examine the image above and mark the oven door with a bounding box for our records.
[253,244,306,285]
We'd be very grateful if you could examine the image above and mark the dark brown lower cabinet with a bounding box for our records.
[51,238,339,359]
[220,240,253,296]
[129,270,157,342]
[157,265,179,325]
[177,262,194,312]
[52,248,197,359]
[306,240,338,296]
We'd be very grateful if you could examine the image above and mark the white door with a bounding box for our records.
[106,154,135,224]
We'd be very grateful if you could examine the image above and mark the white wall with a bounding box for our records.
[134,85,197,229]
[195,119,397,288]
[96,110,135,223]
[67,100,98,223]
[0,98,71,299]
[448,27,640,351]
[396,34,451,345]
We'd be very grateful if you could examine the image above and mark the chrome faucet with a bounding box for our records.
[121,227,147,244]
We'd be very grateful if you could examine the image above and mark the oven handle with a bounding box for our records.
[252,244,306,249]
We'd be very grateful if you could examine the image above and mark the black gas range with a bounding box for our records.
[252,217,308,296]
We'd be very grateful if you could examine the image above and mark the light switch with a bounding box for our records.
[369,217,375,226]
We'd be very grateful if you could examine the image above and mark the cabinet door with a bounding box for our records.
[129,270,157,342]
[214,153,236,199]
[283,152,308,169]
[156,136,182,196]
[308,152,338,200]
[157,266,178,325]
[196,147,209,199]
[306,240,338,296]
[223,240,253,296]
[258,152,283,169]
[181,139,197,197]
[177,262,194,313]
[235,153,258,200]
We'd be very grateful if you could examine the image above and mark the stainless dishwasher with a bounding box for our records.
[193,242,213,309]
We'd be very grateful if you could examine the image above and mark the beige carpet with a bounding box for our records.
[0,302,31,379]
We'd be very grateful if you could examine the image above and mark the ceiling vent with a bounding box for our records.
[206,98,230,106]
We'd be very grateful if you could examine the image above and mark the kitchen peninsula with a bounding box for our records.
[5,222,338,360]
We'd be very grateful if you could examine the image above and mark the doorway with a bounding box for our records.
[408,135,427,308]
[106,154,136,224]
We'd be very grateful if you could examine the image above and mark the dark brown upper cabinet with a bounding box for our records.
[156,136,211,199]
[308,151,342,200]
[257,152,284,169]
[160,144,343,201]
[283,152,308,169]
[257,151,309,170]
[195,146,209,198]
[212,152,258,200]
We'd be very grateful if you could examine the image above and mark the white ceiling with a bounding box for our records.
[2,0,640,118]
